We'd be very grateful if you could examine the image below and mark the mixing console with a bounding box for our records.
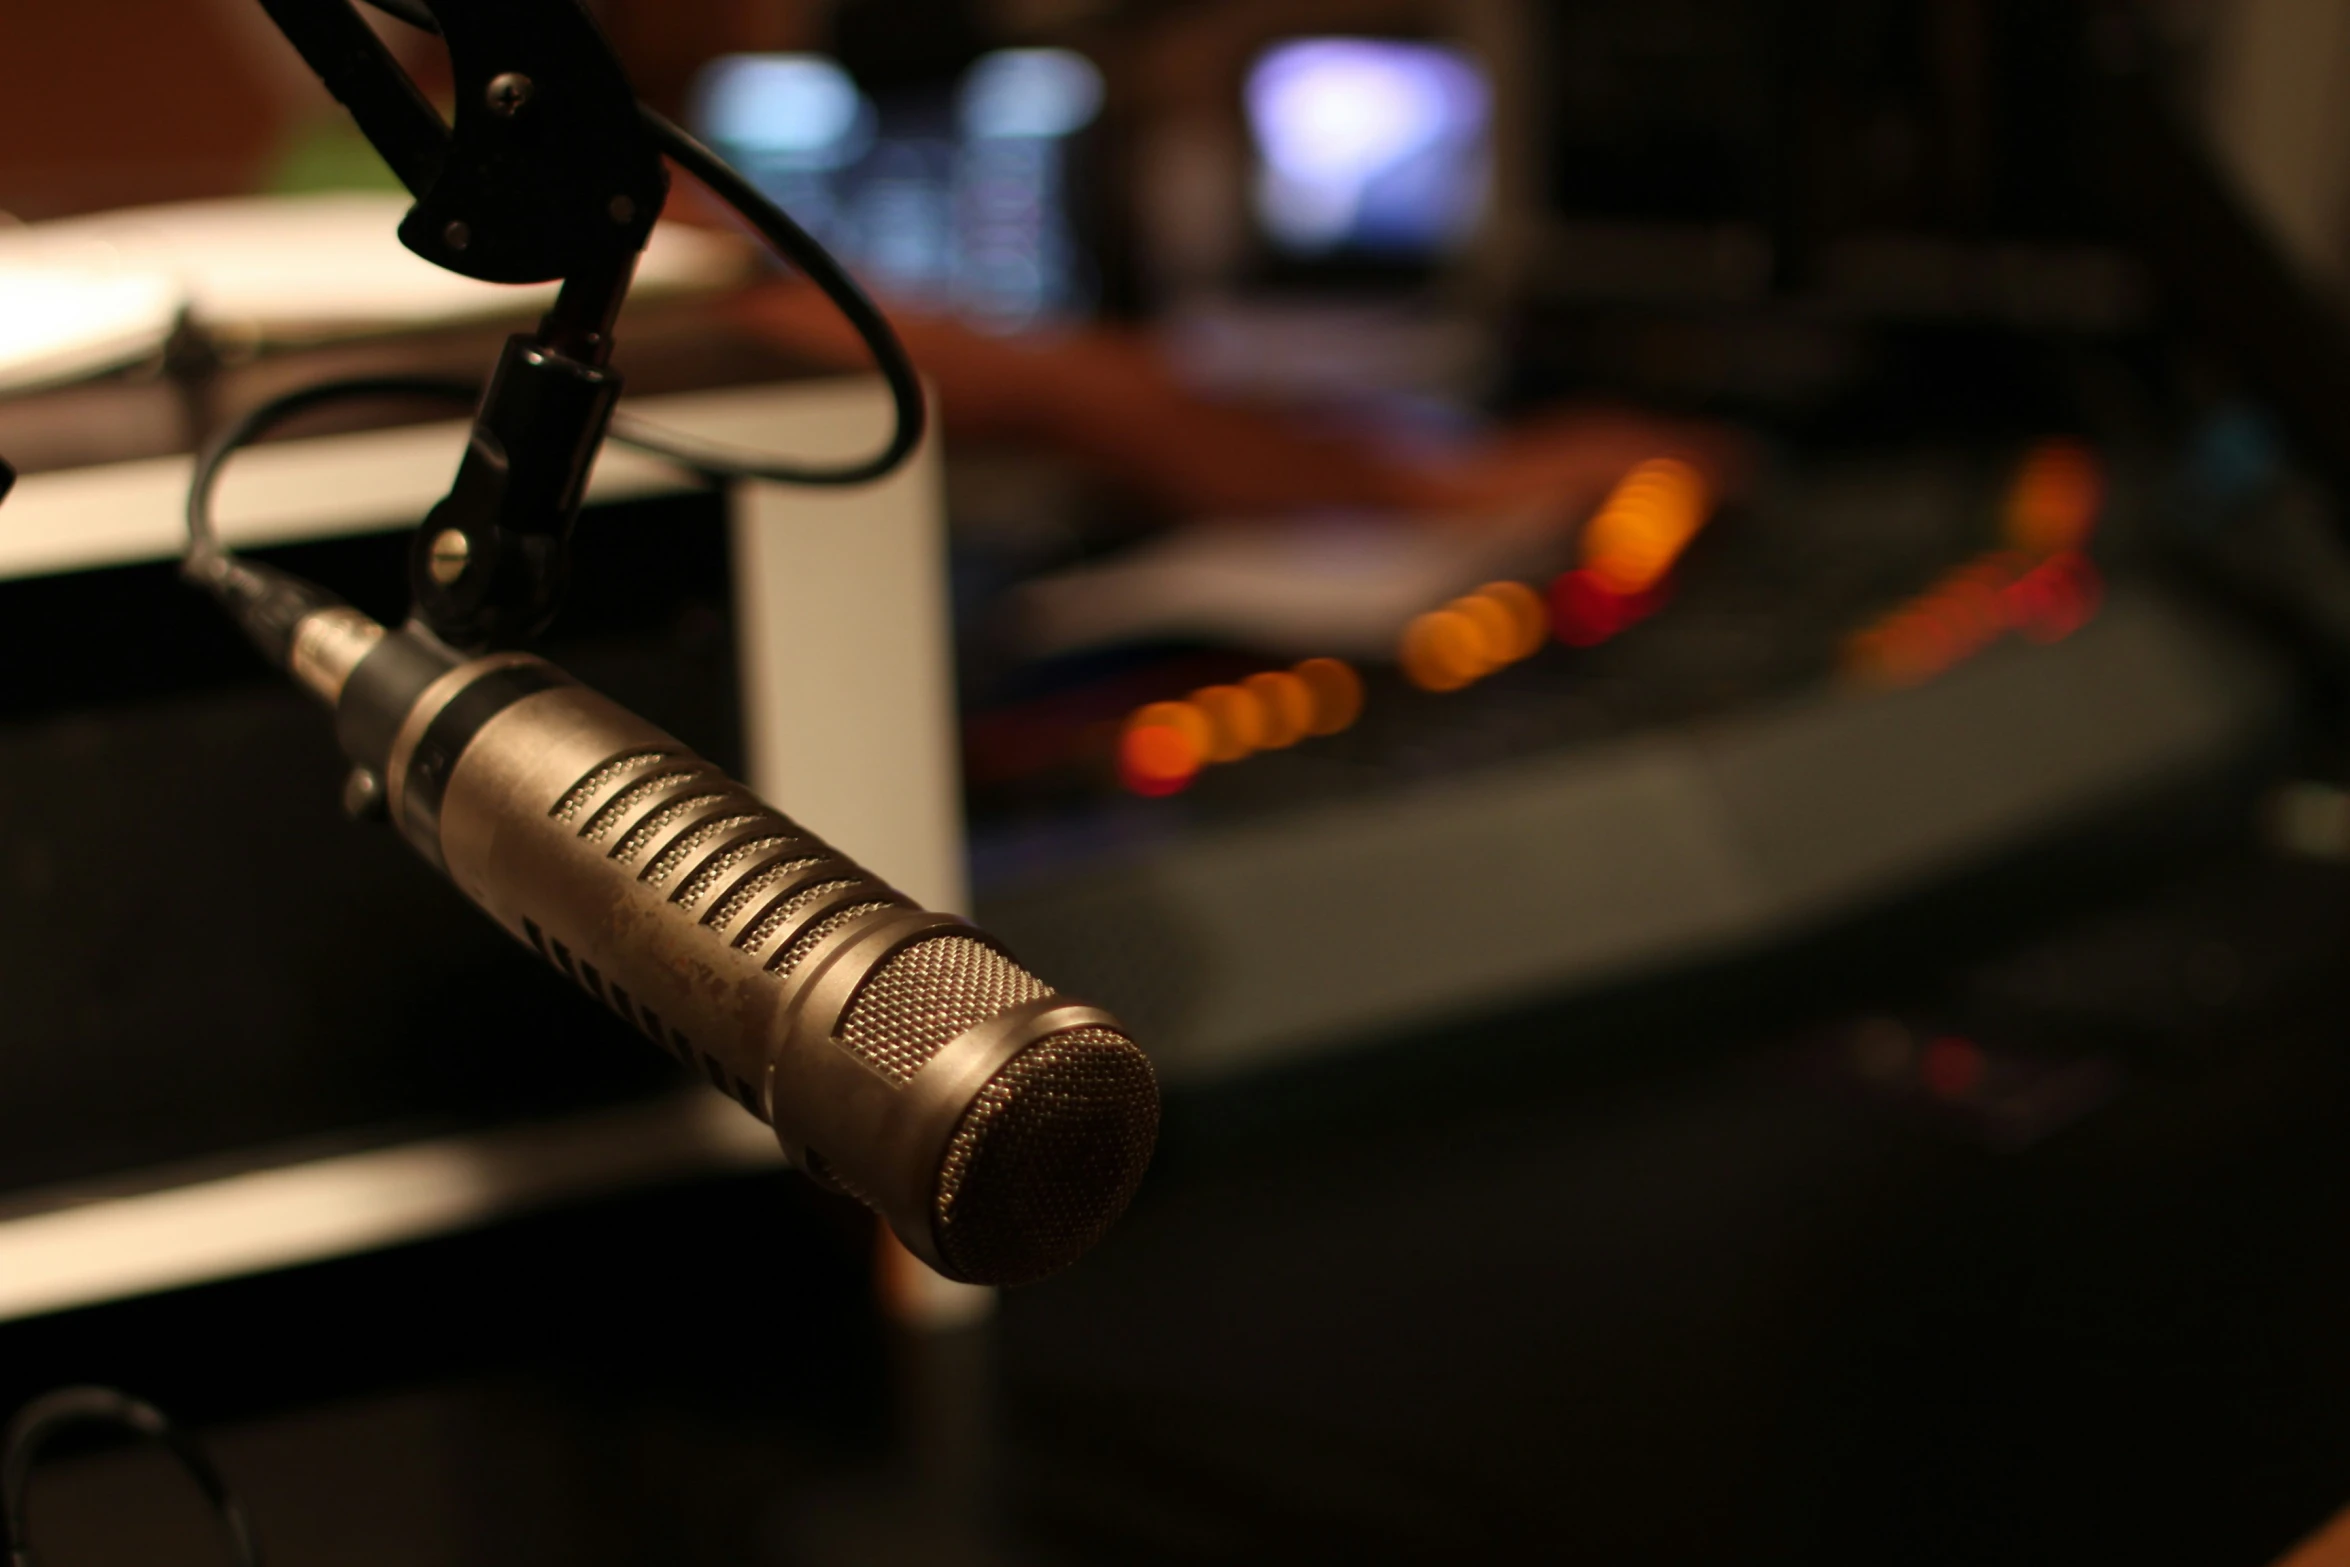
[973,441,2124,833]
[959,442,2290,1085]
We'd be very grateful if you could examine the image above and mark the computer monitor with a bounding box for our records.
[691,48,1104,332]
[1242,37,1495,269]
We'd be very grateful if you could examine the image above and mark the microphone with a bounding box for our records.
[240,564,1157,1287]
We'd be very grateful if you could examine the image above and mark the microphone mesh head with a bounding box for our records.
[836,935,1052,1084]
[835,934,1158,1284]
[933,1026,1159,1287]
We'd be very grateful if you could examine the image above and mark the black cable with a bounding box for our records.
[629,102,929,486]
[1,1387,264,1567]
[182,374,480,580]
[353,0,929,487]
[184,2,931,576]
[177,365,930,587]
[175,366,922,581]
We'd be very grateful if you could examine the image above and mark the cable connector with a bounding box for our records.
[182,550,350,673]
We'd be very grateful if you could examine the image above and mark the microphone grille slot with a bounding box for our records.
[770,901,897,977]
[640,812,767,886]
[550,749,678,822]
[707,856,824,928]
[578,765,711,842]
[933,1027,1159,1287]
[835,935,1054,1084]
[736,878,859,953]
[674,836,799,910]
[609,793,735,865]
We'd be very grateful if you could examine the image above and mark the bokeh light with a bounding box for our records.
[1118,719,1202,796]
[1581,456,1709,598]
[1475,580,1548,660]
[1294,657,1365,735]
[1190,684,1264,761]
[2004,439,2104,556]
[1128,700,1214,756]
[1120,660,1371,794]
[1922,1036,1985,1100]
[1245,39,1493,257]
[1397,582,1552,690]
[2006,550,2102,643]
[1546,458,1709,649]
[1550,568,1668,648]
[1401,608,1485,691]
[1843,442,2108,687]
[959,48,1105,141]
[1445,593,1518,674]
[691,55,874,167]
[1551,568,1626,648]
[1244,670,1314,748]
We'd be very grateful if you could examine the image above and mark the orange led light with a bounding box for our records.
[1924,558,2013,656]
[1582,456,1709,597]
[1546,458,1710,650]
[2004,439,2104,555]
[1841,626,1903,686]
[1388,458,1708,690]
[1474,581,1549,661]
[1444,593,1520,674]
[1121,658,1368,796]
[1189,684,1264,761]
[1118,721,1201,796]
[1844,537,2106,687]
[1846,595,1970,688]
[1244,670,1313,748]
[1126,700,1213,754]
[1293,657,1364,736]
[1401,609,1486,691]
[1395,583,1549,701]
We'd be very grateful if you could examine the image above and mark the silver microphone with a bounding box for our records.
[282,598,1158,1287]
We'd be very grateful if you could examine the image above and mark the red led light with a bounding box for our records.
[1922,1036,1985,1100]
[2007,551,2101,643]
[1119,658,1369,798]
[1118,723,1201,796]
[1583,457,1710,595]
[2006,440,2105,555]
[1848,545,2104,687]
[1939,567,2009,649]
[1550,568,1666,647]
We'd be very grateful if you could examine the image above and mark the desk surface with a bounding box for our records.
[0,295,815,480]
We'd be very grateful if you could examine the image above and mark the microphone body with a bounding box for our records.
[286,602,1156,1286]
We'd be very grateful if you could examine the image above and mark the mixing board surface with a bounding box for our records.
[960,448,2289,1083]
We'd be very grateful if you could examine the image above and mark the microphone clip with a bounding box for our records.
[408,324,621,648]
[257,0,663,650]
[255,0,664,287]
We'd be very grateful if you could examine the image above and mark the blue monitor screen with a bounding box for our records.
[690,49,1102,332]
[1244,38,1494,262]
